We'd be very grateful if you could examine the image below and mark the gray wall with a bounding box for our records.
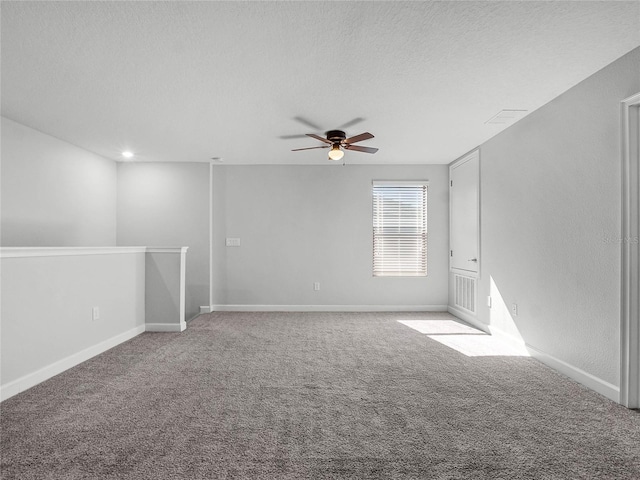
[117,162,210,320]
[1,117,117,246]
[470,47,640,386]
[212,164,449,308]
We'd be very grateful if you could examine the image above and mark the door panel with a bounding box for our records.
[450,151,479,274]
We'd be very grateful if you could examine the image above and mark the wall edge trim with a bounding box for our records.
[0,325,145,402]
[526,344,620,403]
[145,322,187,332]
[210,304,449,312]
[0,247,147,258]
[447,305,489,333]
[146,247,189,254]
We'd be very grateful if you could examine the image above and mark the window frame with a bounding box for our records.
[372,180,429,277]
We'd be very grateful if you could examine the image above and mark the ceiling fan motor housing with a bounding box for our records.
[326,130,346,143]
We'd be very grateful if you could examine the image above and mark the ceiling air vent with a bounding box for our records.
[485,109,527,124]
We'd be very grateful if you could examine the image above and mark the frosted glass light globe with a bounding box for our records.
[328,146,344,161]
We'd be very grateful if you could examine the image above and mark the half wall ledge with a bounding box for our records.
[0,246,189,401]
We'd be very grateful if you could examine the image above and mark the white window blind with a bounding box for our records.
[373,182,428,277]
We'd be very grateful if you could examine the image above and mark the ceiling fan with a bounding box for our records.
[292,130,378,161]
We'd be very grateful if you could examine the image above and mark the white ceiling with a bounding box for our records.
[2,1,639,165]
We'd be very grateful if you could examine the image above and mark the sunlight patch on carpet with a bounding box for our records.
[397,319,530,357]
[397,319,481,335]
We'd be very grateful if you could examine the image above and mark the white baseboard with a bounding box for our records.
[145,322,187,332]
[200,305,212,314]
[209,304,448,312]
[0,324,145,402]
[447,305,489,333]
[526,344,620,403]
[488,325,528,348]
[462,320,619,402]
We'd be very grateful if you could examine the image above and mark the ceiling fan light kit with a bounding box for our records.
[328,145,344,161]
[291,129,378,161]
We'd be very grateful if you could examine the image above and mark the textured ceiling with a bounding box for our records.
[2,1,639,165]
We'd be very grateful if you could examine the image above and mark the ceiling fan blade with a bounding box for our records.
[306,133,333,144]
[344,132,374,144]
[294,116,322,131]
[344,144,378,154]
[291,145,330,151]
[338,117,365,130]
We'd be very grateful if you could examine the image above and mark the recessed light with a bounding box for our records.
[122,151,134,159]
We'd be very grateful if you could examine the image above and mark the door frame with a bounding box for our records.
[449,149,480,277]
[621,92,640,409]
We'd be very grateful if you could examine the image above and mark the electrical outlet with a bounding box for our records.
[92,306,100,321]
[314,282,320,291]
[511,303,518,316]
[225,238,241,247]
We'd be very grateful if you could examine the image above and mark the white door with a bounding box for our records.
[450,150,479,274]
[621,93,640,408]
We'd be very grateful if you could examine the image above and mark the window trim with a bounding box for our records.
[372,180,429,278]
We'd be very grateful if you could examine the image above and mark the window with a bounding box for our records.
[372,181,428,277]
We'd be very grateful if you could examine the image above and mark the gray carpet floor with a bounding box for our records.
[1,311,639,479]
